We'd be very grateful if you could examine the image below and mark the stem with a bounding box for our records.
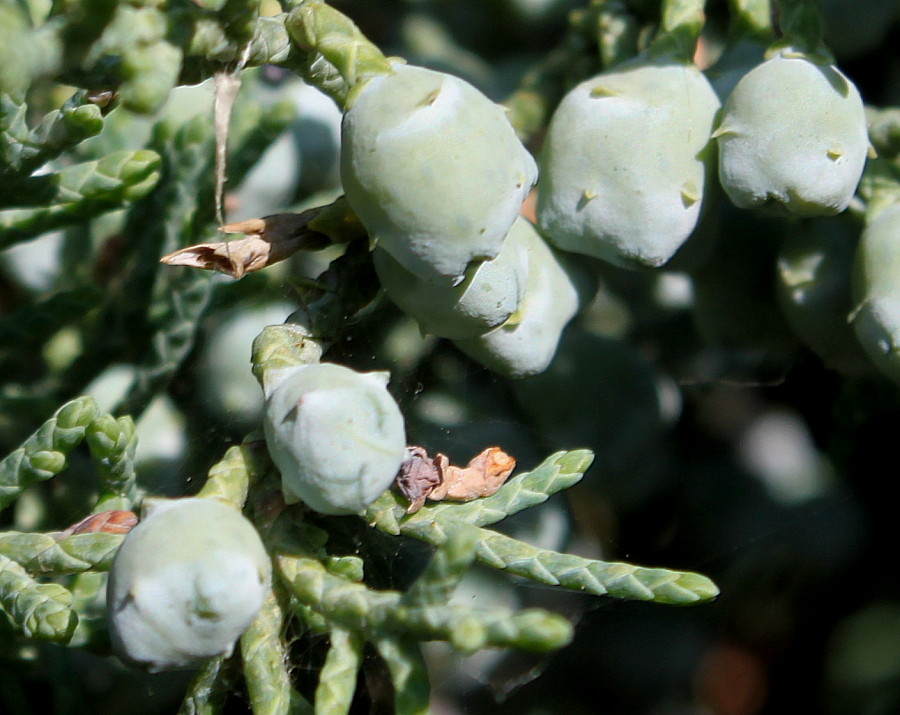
[314,628,363,715]
[284,0,392,109]
[0,531,123,576]
[241,584,312,715]
[373,638,430,715]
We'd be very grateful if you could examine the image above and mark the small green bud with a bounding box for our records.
[120,41,182,115]
[449,614,487,653]
[107,498,270,672]
[715,53,869,216]
[263,363,406,514]
[341,62,537,283]
[27,450,66,476]
[512,609,572,652]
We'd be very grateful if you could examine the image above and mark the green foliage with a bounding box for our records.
[0,396,99,510]
[0,150,161,249]
[0,530,123,576]
[0,554,77,642]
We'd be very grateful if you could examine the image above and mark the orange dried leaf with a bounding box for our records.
[429,447,516,502]
[62,510,138,536]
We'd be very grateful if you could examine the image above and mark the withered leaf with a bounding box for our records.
[395,446,443,514]
[61,510,138,536]
[429,447,516,502]
[160,211,330,279]
[394,446,517,512]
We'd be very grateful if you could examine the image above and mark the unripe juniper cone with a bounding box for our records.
[107,498,270,672]
[372,220,529,339]
[851,204,900,384]
[714,53,869,216]
[263,363,406,514]
[454,218,593,378]
[341,62,537,284]
[536,56,720,268]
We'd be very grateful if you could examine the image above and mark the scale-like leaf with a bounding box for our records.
[241,585,312,715]
[373,637,430,715]
[0,531,123,576]
[0,554,77,642]
[314,628,363,715]
[0,396,98,510]
[1,91,103,180]
[0,150,160,249]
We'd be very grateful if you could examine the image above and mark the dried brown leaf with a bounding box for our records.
[160,211,331,278]
[395,446,443,514]
[61,510,138,536]
[429,447,516,502]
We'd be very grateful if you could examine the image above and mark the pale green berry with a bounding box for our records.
[715,53,869,216]
[107,498,270,672]
[776,217,871,374]
[263,363,406,514]
[537,57,720,268]
[851,204,900,384]
[454,218,594,378]
[373,218,529,339]
[341,62,537,283]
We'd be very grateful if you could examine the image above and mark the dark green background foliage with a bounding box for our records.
[2,0,900,713]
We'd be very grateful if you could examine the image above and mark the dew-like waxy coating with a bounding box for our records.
[851,204,900,384]
[455,219,594,378]
[263,363,406,514]
[715,53,869,216]
[341,62,537,283]
[373,219,529,339]
[537,57,720,268]
[107,498,270,672]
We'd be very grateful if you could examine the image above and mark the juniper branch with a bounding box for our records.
[314,628,363,715]
[0,396,98,511]
[399,519,719,605]
[275,553,571,652]
[85,413,137,509]
[0,531,123,576]
[373,637,430,715]
[0,91,104,180]
[68,570,107,648]
[284,0,393,108]
[0,554,77,642]
[196,443,269,508]
[241,584,313,715]
[400,524,477,608]
[0,150,161,249]
[251,238,379,391]
[179,657,230,715]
